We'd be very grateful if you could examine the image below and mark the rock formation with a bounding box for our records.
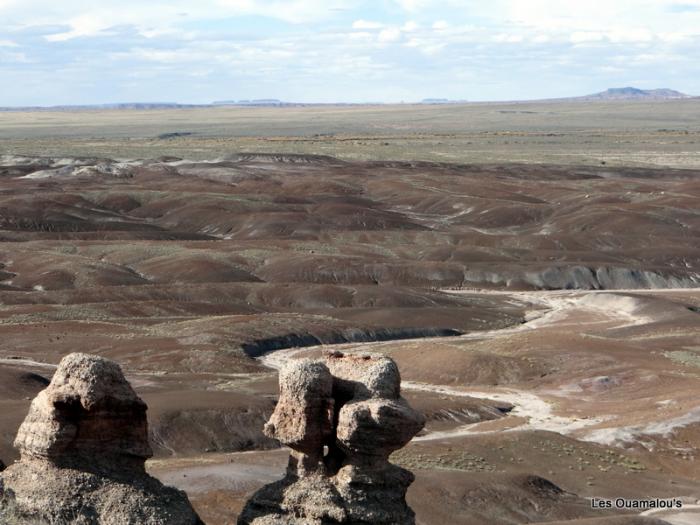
[239,351,425,525]
[0,353,202,525]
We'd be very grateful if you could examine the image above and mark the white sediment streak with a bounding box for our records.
[258,346,317,371]
[257,289,695,443]
[583,407,700,447]
[0,357,57,369]
[403,381,605,441]
[641,504,700,525]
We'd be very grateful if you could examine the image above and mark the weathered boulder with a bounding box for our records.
[239,351,424,525]
[0,353,202,525]
[14,352,152,474]
[335,397,425,458]
[325,352,401,400]
[264,359,334,477]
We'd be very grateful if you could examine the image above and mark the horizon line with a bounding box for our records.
[1,94,698,110]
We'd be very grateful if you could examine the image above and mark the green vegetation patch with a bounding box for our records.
[664,348,700,368]
[390,449,495,472]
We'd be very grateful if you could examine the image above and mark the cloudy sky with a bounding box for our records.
[1,0,699,105]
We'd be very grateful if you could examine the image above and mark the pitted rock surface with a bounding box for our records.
[325,352,401,400]
[239,351,424,525]
[0,353,202,525]
[263,359,334,477]
[335,397,425,458]
[14,352,152,473]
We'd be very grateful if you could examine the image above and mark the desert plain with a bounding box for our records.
[1,100,700,524]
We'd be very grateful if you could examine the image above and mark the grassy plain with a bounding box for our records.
[1,100,700,167]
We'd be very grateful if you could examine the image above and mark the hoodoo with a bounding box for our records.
[0,352,202,525]
[239,351,425,525]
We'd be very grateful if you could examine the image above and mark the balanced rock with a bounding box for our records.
[239,351,425,525]
[263,359,334,477]
[0,353,202,525]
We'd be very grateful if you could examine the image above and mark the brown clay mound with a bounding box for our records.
[393,345,544,386]
[0,366,50,399]
[145,390,277,456]
[133,255,262,284]
[408,471,597,525]
[542,518,671,524]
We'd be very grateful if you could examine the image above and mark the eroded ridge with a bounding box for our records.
[239,351,425,525]
[0,352,202,525]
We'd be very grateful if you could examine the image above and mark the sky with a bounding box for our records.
[1,0,699,106]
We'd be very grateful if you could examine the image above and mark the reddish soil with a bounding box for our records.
[1,155,700,524]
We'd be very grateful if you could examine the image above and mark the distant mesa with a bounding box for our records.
[95,102,198,109]
[580,87,691,101]
[420,98,467,104]
[0,102,202,112]
[213,99,287,107]
[1,89,695,111]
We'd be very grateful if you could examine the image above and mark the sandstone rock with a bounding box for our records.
[334,462,416,524]
[14,352,152,474]
[240,475,347,525]
[239,351,424,525]
[335,397,425,458]
[325,352,401,400]
[263,359,334,477]
[0,353,202,525]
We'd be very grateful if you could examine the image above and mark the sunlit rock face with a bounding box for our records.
[239,351,425,525]
[14,352,152,473]
[0,353,202,525]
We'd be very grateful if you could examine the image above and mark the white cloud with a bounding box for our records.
[493,33,523,43]
[352,19,383,29]
[7,0,363,42]
[658,32,694,43]
[214,0,362,24]
[599,65,625,73]
[1,0,700,105]
[393,0,432,11]
[0,49,28,62]
[378,27,402,43]
[348,30,374,40]
[607,28,654,43]
[405,37,445,55]
[570,31,605,44]
[506,0,700,33]
[618,52,685,65]
[45,14,115,41]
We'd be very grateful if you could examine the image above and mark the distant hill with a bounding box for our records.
[0,102,202,112]
[420,98,469,104]
[581,87,692,101]
[96,103,200,109]
[212,99,287,107]
[0,88,695,112]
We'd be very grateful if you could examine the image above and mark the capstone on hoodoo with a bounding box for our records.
[239,351,425,525]
[0,352,202,525]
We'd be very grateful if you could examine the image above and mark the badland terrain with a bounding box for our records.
[1,100,700,524]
